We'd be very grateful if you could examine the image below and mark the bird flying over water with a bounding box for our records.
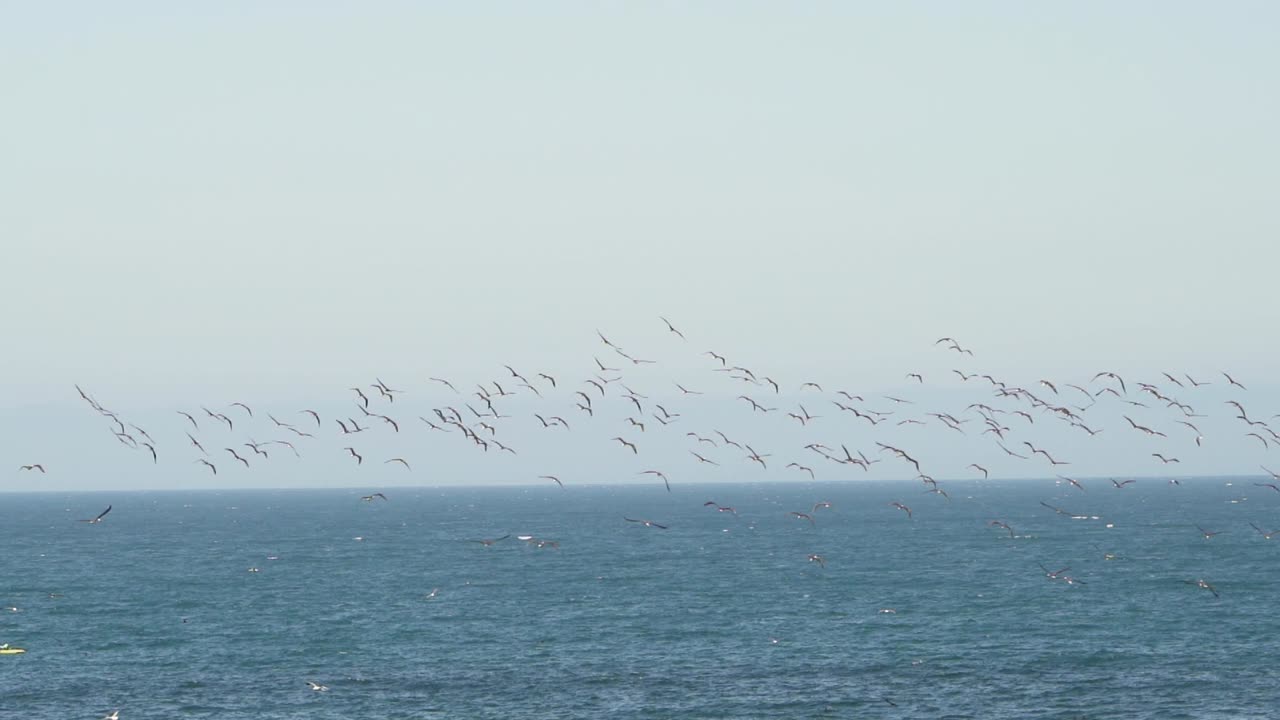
[624,517,668,529]
[80,505,112,524]
[1183,579,1219,598]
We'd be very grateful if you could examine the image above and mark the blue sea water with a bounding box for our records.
[2,479,1278,719]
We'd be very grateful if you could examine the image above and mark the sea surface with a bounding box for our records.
[2,479,1278,719]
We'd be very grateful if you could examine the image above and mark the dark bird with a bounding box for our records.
[196,459,217,475]
[429,377,459,392]
[1249,522,1278,540]
[968,464,989,479]
[360,492,388,501]
[1182,579,1219,598]
[539,475,564,488]
[639,469,671,492]
[1222,372,1246,390]
[1111,478,1136,489]
[1057,475,1086,492]
[80,505,112,524]
[351,388,370,408]
[611,437,638,454]
[788,511,815,526]
[989,520,1014,538]
[786,463,815,479]
[1152,453,1180,464]
[1123,416,1166,437]
[230,402,254,418]
[690,451,719,465]
[344,447,363,465]
[470,534,510,546]
[890,502,912,519]
[19,464,45,473]
[624,517,668,529]
[385,458,411,470]
[807,554,826,568]
[660,316,686,340]
[177,411,199,429]
[225,448,250,468]
[1092,371,1127,393]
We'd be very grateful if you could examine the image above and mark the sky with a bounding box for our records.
[2,3,1278,491]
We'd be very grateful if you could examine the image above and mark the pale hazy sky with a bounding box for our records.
[3,3,1277,491]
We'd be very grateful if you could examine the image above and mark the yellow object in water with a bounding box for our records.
[0,648,25,655]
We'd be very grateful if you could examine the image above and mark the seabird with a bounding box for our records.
[624,517,668,529]
[80,505,112,524]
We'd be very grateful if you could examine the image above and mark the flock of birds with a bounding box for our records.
[11,318,1280,712]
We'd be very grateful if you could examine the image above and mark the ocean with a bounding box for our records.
[2,479,1277,719]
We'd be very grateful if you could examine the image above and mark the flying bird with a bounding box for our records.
[429,377,458,392]
[1249,522,1278,540]
[385,458,411,470]
[787,511,815,526]
[624,517,668,529]
[1182,579,1219,598]
[80,505,112,524]
[19,464,45,473]
[660,316,686,340]
[639,470,671,492]
[344,447,363,465]
[225,448,250,468]
[360,493,388,502]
